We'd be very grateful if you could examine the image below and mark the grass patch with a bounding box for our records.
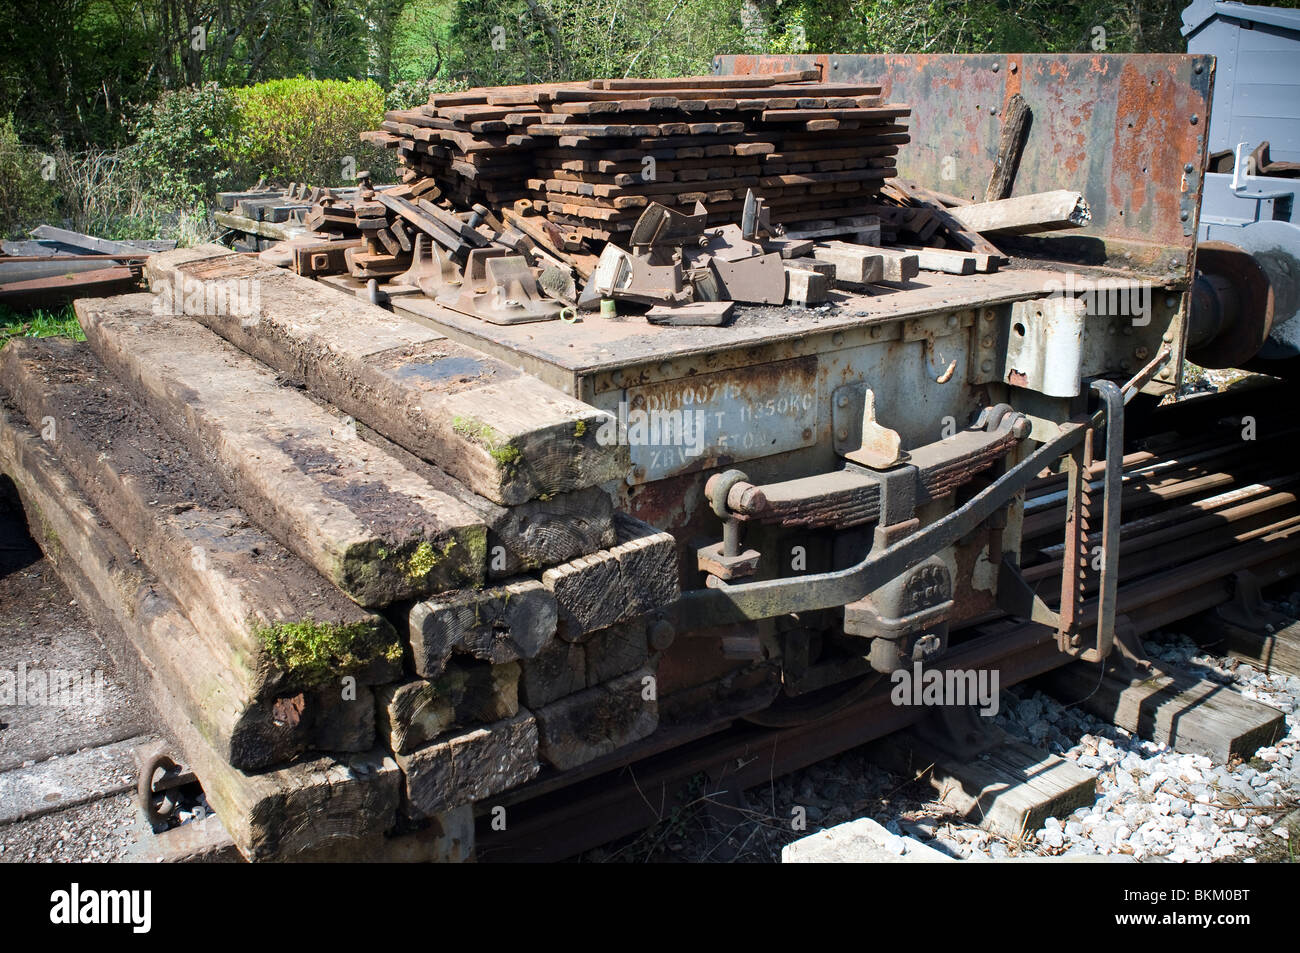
[0,304,84,344]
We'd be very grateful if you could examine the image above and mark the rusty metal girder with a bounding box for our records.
[716,53,1215,285]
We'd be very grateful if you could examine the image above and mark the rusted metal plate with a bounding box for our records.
[716,53,1215,284]
[621,356,819,484]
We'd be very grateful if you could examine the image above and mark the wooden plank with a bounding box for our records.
[886,180,1005,260]
[541,514,680,640]
[534,668,658,770]
[519,638,587,709]
[897,244,994,274]
[144,245,624,505]
[0,339,398,714]
[1194,615,1300,679]
[377,662,521,754]
[985,93,1031,202]
[212,210,302,241]
[822,243,919,282]
[784,266,830,305]
[811,241,883,285]
[1041,661,1285,762]
[357,422,616,579]
[75,294,488,607]
[947,189,1091,235]
[595,70,822,89]
[408,579,557,677]
[397,711,539,817]
[583,619,651,684]
[873,729,1097,839]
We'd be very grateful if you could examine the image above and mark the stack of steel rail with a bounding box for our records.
[363,69,909,242]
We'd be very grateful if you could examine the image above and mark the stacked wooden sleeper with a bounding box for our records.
[0,245,680,861]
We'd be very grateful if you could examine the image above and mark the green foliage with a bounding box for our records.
[392,0,461,83]
[0,116,59,239]
[255,617,401,687]
[0,306,85,344]
[440,0,758,86]
[129,83,237,206]
[756,0,1267,57]
[386,76,470,111]
[230,78,387,186]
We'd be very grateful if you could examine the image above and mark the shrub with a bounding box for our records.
[128,83,238,206]
[230,77,386,187]
[0,115,58,238]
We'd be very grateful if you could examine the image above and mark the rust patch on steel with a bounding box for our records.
[719,53,1214,282]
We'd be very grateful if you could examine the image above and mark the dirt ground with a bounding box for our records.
[0,484,154,861]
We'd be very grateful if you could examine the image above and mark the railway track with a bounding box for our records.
[473,381,1300,861]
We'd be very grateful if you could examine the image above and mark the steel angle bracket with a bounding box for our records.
[395,234,460,297]
[440,248,563,325]
[832,382,904,469]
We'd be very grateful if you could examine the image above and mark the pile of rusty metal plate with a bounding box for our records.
[362,69,909,243]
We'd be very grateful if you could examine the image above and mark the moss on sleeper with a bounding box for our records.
[452,415,522,475]
[405,539,451,582]
[255,617,401,688]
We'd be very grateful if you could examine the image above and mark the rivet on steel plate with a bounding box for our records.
[1190,114,1199,125]
[1165,296,1178,308]
[1184,163,1194,173]
[1195,63,1203,73]
[991,61,999,71]
[836,393,849,408]
[659,361,671,375]
[1180,210,1189,221]
[869,326,881,338]
[1135,346,1149,360]
[981,360,993,373]
[982,336,994,348]
[1009,61,1017,73]
[947,314,958,328]
[612,370,625,385]
[832,332,844,346]
[836,429,848,441]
